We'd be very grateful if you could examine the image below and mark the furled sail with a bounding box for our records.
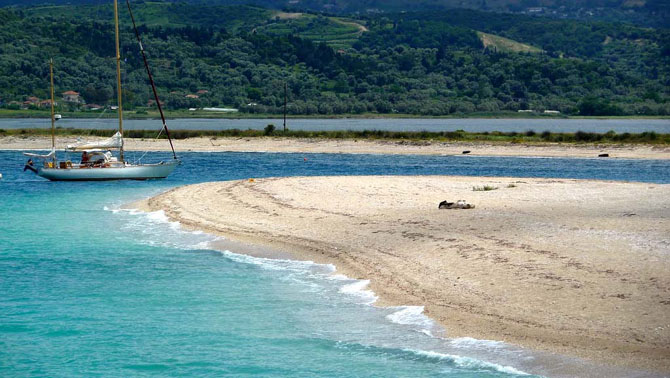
[66,131,123,151]
[23,148,56,160]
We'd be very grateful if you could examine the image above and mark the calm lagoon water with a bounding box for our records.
[3,117,670,133]
[1,151,667,377]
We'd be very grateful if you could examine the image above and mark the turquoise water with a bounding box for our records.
[1,151,668,377]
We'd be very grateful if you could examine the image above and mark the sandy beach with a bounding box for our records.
[135,176,670,374]
[3,135,670,159]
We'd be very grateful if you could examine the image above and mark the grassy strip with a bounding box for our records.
[2,128,669,144]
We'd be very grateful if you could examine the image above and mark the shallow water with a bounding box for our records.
[3,117,670,133]
[1,151,667,377]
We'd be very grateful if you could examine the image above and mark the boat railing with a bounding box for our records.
[43,161,124,169]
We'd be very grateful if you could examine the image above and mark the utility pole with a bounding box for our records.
[283,81,287,132]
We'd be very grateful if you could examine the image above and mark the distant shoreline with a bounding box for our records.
[0,109,668,120]
[3,135,669,159]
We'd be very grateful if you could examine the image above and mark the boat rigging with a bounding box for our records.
[23,0,178,181]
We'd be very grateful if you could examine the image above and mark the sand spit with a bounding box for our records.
[135,176,670,373]
[3,135,670,159]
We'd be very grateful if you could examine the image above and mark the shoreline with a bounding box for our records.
[1,111,669,120]
[3,135,670,159]
[134,176,670,374]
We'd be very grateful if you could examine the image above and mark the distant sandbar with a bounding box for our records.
[2,135,669,159]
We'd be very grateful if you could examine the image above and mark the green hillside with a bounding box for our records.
[3,0,667,27]
[24,2,272,32]
[23,3,367,47]
[0,4,668,116]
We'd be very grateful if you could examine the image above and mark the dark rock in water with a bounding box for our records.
[462,150,471,154]
[598,153,609,157]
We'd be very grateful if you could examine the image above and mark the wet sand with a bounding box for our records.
[3,135,670,159]
[134,176,670,374]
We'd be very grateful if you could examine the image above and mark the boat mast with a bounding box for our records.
[126,0,177,160]
[114,0,124,162]
[49,59,56,165]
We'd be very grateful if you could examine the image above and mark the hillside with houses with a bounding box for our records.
[0,3,667,116]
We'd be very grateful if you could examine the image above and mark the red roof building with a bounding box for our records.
[62,91,81,103]
[147,99,165,107]
[39,99,57,108]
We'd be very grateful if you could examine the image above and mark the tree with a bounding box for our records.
[82,84,113,104]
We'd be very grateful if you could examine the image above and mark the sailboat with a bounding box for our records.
[23,0,178,181]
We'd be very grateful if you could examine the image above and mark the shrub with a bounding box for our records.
[473,185,498,191]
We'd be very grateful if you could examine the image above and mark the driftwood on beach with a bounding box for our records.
[438,200,475,209]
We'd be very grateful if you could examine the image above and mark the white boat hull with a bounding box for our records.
[37,161,178,181]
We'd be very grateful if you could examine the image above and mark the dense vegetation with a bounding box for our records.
[3,127,669,145]
[0,3,668,116]
[1,0,667,27]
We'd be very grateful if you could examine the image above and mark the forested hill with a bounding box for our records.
[0,3,668,116]
[1,0,667,27]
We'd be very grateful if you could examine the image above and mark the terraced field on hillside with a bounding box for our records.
[261,12,367,48]
[477,31,543,53]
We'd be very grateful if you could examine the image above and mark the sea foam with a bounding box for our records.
[450,336,506,349]
[386,306,435,330]
[404,348,530,376]
[338,279,378,304]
